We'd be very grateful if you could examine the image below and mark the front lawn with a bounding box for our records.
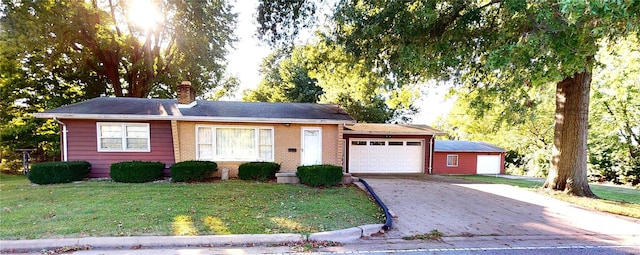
[0,174,383,240]
[453,175,640,218]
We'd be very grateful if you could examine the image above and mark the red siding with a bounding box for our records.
[432,152,504,174]
[63,119,175,177]
[343,134,434,174]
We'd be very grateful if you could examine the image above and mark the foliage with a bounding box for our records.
[256,0,317,48]
[238,162,280,182]
[170,160,218,183]
[402,229,444,241]
[0,174,383,239]
[0,0,238,99]
[110,161,165,183]
[330,0,639,195]
[0,0,239,167]
[296,164,343,187]
[588,36,640,186]
[27,161,91,185]
[244,38,418,123]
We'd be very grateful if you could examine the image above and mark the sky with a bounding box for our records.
[226,1,454,125]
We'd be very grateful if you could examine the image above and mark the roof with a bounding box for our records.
[33,97,356,124]
[343,123,445,135]
[434,140,506,153]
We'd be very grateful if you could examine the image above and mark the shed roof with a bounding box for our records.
[434,140,506,152]
[34,97,356,124]
[343,123,445,135]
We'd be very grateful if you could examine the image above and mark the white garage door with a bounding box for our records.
[476,155,501,174]
[349,139,424,173]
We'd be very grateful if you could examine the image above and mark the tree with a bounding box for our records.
[244,39,418,123]
[589,35,640,185]
[329,1,639,196]
[1,0,237,98]
[0,0,237,169]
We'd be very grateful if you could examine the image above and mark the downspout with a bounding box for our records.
[357,178,392,231]
[53,117,68,162]
[428,135,435,174]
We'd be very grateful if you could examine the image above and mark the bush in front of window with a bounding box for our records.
[238,162,280,181]
[28,161,91,185]
[110,161,164,183]
[296,165,343,187]
[170,160,218,182]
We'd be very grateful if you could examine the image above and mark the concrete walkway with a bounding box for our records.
[360,176,640,246]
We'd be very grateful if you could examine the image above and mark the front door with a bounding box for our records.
[301,128,322,165]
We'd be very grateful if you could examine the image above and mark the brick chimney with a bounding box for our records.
[177,81,196,105]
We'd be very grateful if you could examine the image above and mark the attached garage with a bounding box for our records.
[432,140,506,175]
[343,124,445,174]
[349,139,424,173]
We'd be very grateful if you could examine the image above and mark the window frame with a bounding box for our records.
[195,125,275,162]
[446,154,459,167]
[96,122,151,152]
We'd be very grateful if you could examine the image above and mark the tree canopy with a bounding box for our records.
[0,0,238,170]
[244,39,418,123]
[1,0,237,98]
[250,0,640,196]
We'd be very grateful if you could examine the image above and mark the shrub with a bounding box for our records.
[170,160,218,182]
[296,164,343,187]
[28,161,91,184]
[110,161,164,183]
[238,162,280,181]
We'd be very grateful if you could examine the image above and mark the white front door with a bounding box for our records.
[301,128,322,165]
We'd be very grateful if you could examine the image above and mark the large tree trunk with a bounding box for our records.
[544,68,597,197]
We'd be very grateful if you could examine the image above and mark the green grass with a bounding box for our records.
[0,174,383,240]
[452,175,640,218]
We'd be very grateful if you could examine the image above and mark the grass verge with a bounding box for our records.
[452,175,640,218]
[0,174,383,240]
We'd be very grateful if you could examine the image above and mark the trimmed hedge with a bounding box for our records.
[27,161,91,185]
[170,160,218,182]
[296,164,343,187]
[238,162,280,181]
[110,161,164,183]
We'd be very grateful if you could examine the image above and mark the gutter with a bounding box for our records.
[53,117,68,161]
[34,113,355,125]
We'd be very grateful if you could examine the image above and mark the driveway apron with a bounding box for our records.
[362,177,640,244]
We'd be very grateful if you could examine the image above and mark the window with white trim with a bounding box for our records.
[447,154,459,167]
[97,123,150,152]
[196,125,274,161]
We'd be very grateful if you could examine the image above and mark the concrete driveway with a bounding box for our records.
[361,176,640,246]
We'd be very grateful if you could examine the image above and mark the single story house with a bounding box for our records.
[34,81,505,178]
[432,140,506,175]
[34,82,355,177]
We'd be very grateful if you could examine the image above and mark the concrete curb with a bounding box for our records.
[0,234,304,251]
[0,224,385,251]
[309,224,385,243]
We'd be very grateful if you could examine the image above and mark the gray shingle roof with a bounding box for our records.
[34,97,356,123]
[434,140,505,152]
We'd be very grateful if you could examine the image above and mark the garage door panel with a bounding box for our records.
[349,139,423,173]
[476,155,501,174]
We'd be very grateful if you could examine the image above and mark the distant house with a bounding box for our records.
[432,140,506,175]
[34,81,504,178]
